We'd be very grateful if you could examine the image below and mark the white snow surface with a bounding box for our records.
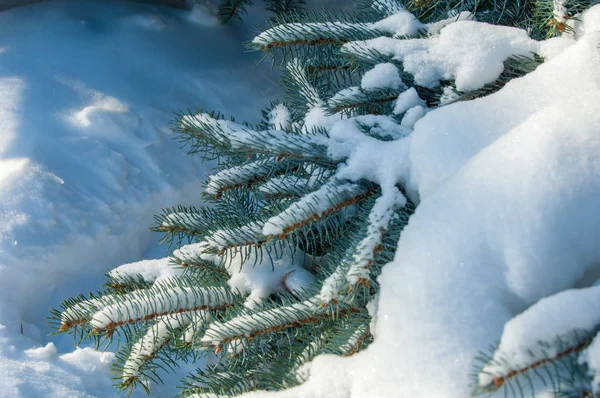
[0,0,276,396]
[406,26,596,199]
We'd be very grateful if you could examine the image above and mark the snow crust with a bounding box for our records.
[0,0,276,396]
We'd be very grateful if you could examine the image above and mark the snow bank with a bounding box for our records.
[239,7,600,398]
[0,0,276,396]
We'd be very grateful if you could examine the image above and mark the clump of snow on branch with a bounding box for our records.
[123,312,198,380]
[346,190,405,286]
[109,258,183,285]
[400,105,426,129]
[371,9,423,36]
[344,21,546,91]
[581,334,600,394]
[393,87,425,115]
[267,104,291,130]
[553,0,568,23]
[327,118,410,197]
[478,285,600,389]
[361,63,405,90]
[262,181,368,236]
[223,246,316,308]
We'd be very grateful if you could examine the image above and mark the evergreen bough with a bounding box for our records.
[207,0,307,24]
[50,0,600,396]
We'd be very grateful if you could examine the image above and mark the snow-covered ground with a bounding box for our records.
[0,1,277,396]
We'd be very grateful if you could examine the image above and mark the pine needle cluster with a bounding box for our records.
[212,0,306,24]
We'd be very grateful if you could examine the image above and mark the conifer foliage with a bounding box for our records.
[213,0,306,23]
[51,0,600,397]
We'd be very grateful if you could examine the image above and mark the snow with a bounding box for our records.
[372,10,423,37]
[222,246,315,305]
[282,268,317,297]
[582,333,600,394]
[24,342,58,361]
[580,4,600,33]
[426,11,473,35]
[205,160,280,196]
[319,188,405,304]
[392,87,424,115]
[399,105,426,129]
[237,6,600,398]
[109,257,181,284]
[89,285,234,331]
[406,28,600,199]
[59,347,114,376]
[439,86,460,105]
[360,63,404,91]
[327,118,410,196]
[344,20,542,91]
[201,297,325,347]
[184,113,329,161]
[349,115,410,140]
[0,0,276,396]
[131,242,316,312]
[262,181,368,236]
[267,104,291,130]
[478,285,600,389]
[345,190,404,286]
[553,0,568,23]
[123,312,198,380]
[3,0,600,397]
[328,86,362,104]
